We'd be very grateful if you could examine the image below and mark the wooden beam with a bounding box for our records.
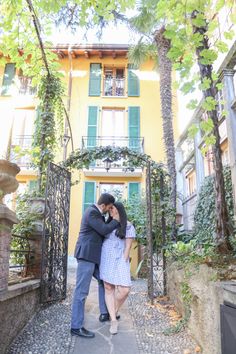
[70,50,77,59]
[84,50,90,59]
[56,50,65,59]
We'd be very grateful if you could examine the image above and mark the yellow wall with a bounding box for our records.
[0,51,179,277]
[62,55,167,276]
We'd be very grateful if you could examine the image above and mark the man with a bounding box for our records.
[71,193,120,338]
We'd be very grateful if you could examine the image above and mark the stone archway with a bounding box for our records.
[64,145,170,300]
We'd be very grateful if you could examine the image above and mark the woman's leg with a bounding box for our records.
[115,286,130,314]
[104,281,116,321]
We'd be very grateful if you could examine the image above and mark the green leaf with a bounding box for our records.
[188,124,199,138]
[186,99,199,110]
[200,118,214,133]
[199,77,211,90]
[224,30,235,41]
[216,40,228,53]
[200,49,218,65]
[202,97,217,111]
[216,82,223,90]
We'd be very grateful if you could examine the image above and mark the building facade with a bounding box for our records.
[0,44,178,274]
[176,41,236,231]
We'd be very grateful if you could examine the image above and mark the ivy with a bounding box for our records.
[33,74,64,191]
[194,167,235,244]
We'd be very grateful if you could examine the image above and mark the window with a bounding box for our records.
[103,67,125,96]
[186,169,196,196]
[101,109,125,146]
[99,183,124,200]
[216,88,224,119]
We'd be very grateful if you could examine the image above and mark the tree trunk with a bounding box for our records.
[154,27,177,240]
[192,11,232,252]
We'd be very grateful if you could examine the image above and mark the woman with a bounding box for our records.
[99,201,136,335]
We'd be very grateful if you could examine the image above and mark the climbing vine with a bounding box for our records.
[33,74,64,192]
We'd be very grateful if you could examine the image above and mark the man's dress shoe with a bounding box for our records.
[99,313,121,322]
[70,327,95,338]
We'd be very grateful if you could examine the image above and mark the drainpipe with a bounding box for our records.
[62,46,74,161]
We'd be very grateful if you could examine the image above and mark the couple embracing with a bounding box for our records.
[71,193,136,338]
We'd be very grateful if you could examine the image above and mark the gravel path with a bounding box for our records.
[128,279,198,354]
[7,288,73,354]
[7,276,198,354]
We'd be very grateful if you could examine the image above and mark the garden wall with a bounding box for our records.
[0,280,40,354]
[167,263,236,354]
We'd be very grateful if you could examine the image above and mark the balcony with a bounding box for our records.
[17,76,37,96]
[81,136,144,177]
[103,77,125,97]
[10,135,33,169]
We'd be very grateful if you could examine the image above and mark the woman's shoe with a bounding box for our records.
[109,320,118,335]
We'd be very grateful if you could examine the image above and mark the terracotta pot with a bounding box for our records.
[0,159,20,204]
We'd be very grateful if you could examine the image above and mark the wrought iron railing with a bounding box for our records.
[17,76,37,96]
[11,135,33,168]
[82,136,144,152]
[81,136,144,171]
[9,234,36,282]
[103,77,125,96]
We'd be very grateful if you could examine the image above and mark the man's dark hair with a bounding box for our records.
[97,193,115,206]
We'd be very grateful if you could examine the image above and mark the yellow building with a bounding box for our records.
[0,44,178,275]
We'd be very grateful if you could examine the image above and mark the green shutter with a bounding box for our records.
[128,183,140,200]
[1,63,16,95]
[28,180,38,192]
[87,106,98,148]
[128,107,140,151]
[83,181,96,212]
[89,63,101,96]
[128,64,140,97]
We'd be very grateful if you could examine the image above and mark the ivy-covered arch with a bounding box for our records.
[63,145,170,299]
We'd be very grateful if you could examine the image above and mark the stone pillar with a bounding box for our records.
[28,197,45,278]
[194,128,205,193]
[221,69,236,219]
[28,232,42,278]
[0,204,18,292]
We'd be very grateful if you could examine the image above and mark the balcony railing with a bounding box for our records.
[82,136,144,152]
[18,76,37,96]
[103,77,125,96]
[11,135,33,168]
[81,136,144,172]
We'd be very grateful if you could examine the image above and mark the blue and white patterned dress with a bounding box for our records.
[100,222,136,287]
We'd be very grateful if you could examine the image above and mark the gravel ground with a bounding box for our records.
[7,287,73,354]
[8,277,198,354]
[128,279,198,354]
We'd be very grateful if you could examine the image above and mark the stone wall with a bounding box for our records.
[0,280,40,354]
[167,263,236,354]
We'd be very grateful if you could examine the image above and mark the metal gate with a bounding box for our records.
[40,162,71,303]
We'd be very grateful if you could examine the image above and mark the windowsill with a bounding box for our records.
[101,95,128,99]
[182,192,197,204]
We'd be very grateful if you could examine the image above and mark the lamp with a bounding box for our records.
[60,134,71,148]
[103,157,113,172]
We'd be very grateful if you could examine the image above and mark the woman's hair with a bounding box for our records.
[113,201,127,239]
